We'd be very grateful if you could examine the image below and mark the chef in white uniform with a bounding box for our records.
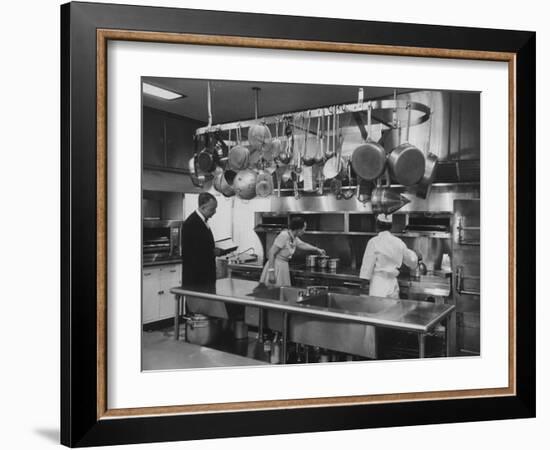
[359,214,419,298]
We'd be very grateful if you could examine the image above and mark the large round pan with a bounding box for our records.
[233,169,258,200]
[350,105,386,181]
[213,169,237,197]
[387,143,425,186]
[386,104,425,186]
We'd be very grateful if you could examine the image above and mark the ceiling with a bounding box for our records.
[142,77,415,124]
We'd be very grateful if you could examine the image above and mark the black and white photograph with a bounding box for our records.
[141,78,480,370]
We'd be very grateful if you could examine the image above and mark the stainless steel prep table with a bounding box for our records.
[227,262,451,299]
[170,278,455,362]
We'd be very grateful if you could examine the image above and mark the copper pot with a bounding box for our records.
[386,104,425,186]
[316,255,329,269]
[306,254,319,268]
[327,257,340,271]
[351,106,386,181]
[248,123,272,152]
[213,170,237,197]
[233,169,258,200]
[387,142,425,186]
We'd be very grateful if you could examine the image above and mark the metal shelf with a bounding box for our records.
[255,227,450,239]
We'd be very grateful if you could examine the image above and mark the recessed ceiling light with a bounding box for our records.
[142,82,184,100]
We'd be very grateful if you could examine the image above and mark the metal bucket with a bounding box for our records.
[185,314,221,346]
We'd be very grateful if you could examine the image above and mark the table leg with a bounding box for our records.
[418,333,426,358]
[258,308,264,342]
[174,294,181,341]
[282,312,288,365]
[445,315,451,357]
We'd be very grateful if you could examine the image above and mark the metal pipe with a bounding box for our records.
[207,81,212,127]
[253,87,260,120]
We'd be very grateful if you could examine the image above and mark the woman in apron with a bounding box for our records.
[260,217,326,286]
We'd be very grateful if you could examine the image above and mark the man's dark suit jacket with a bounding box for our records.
[181,211,216,286]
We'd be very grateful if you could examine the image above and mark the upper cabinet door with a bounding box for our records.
[143,107,166,168]
[165,115,200,171]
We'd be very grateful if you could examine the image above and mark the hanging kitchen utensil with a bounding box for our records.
[255,160,274,197]
[277,119,293,165]
[212,129,229,168]
[190,135,215,187]
[293,115,303,175]
[330,178,343,199]
[316,170,324,195]
[416,152,438,198]
[415,109,438,198]
[323,110,334,160]
[341,157,355,200]
[248,88,272,153]
[213,169,237,197]
[322,107,344,180]
[248,145,262,168]
[291,171,301,200]
[233,168,258,200]
[387,102,426,186]
[302,112,315,167]
[302,114,316,192]
[275,167,282,197]
[270,118,284,163]
[248,123,272,152]
[371,170,411,214]
[350,103,387,181]
[356,174,372,204]
[227,126,250,170]
[197,133,218,173]
[314,114,325,165]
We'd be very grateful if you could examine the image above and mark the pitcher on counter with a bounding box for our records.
[260,217,326,287]
[359,214,420,299]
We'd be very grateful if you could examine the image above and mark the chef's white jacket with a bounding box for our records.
[359,231,418,298]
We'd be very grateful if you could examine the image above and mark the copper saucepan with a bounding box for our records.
[233,168,258,200]
[351,104,386,181]
[227,126,250,170]
[386,103,425,186]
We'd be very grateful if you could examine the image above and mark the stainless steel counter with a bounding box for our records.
[170,278,455,361]
[227,263,451,298]
[143,257,182,267]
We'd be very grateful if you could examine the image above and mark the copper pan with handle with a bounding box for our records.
[350,104,387,181]
[386,103,425,186]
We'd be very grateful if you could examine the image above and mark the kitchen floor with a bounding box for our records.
[142,324,447,371]
[142,328,268,370]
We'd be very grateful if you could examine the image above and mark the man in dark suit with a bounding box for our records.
[182,192,242,329]
[181,192,220,287]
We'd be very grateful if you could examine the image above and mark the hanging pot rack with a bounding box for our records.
[194,99,431,138]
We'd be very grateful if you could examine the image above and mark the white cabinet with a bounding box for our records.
[159,264,182,320]
[142,264,182,325]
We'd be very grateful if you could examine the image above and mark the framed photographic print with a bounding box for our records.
[61,1,535,447]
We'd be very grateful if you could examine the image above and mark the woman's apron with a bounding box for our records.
[259,230,296,286]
